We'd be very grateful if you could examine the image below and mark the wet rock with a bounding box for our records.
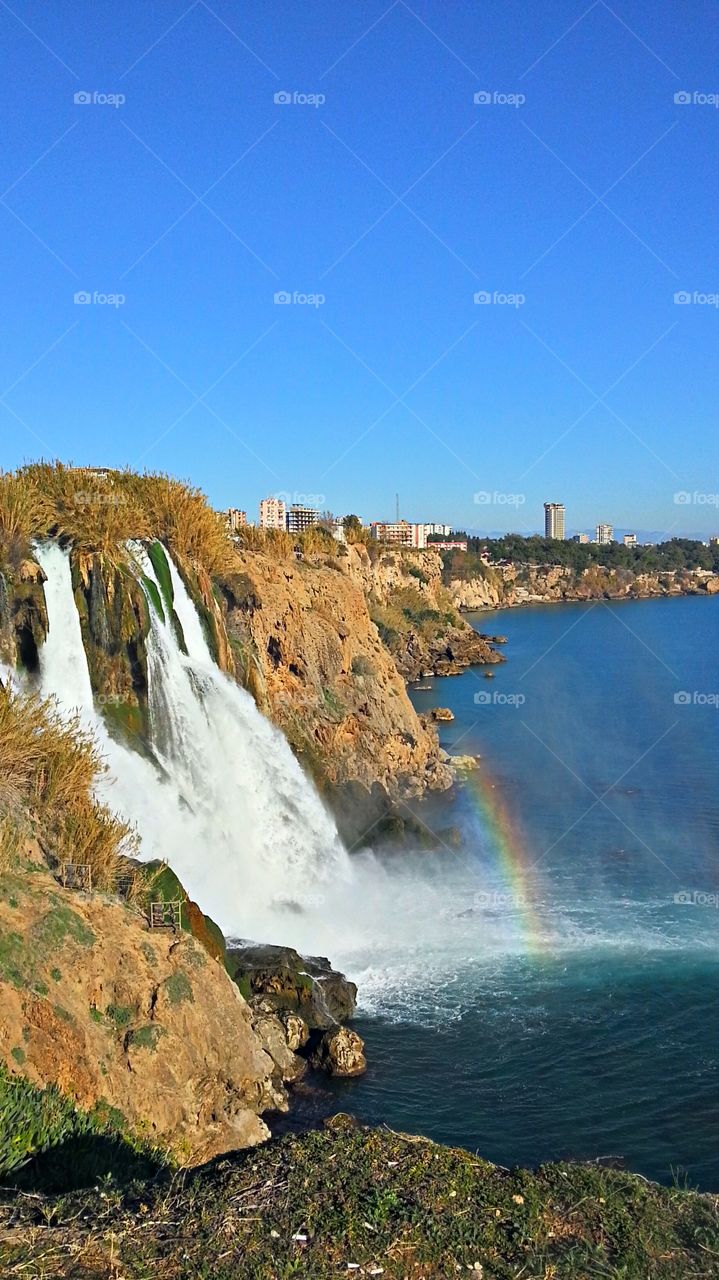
[312,1026,367,1077]
[227,944,357,1030]
[431,707,455,721]
[449,754,479,773]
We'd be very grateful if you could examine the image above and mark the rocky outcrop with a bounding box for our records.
[0,559,48,673]
[217,547,453,800]
[445,562,719,611]
[249,998,309,1084]
[311,1026,367,1077]
[0,846,285,1167]
[226,944,357,1029]
[344,545,504,680]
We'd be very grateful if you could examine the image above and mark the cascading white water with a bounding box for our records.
[33,541,353,946]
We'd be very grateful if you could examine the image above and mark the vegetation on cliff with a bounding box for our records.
[2,1121,717,1278]
[0,681,136,889]
[454,534,719,574]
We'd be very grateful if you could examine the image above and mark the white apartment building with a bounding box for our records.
[596,523,614,545]
[623,533,637,547]
[286,505,320,533]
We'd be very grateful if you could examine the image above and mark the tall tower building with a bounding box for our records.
[544,502,565,539]
[596,523,614,545]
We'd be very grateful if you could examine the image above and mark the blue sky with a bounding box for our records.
[1,0,717,534]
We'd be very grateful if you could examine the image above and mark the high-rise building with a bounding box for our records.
[596,523,614,545]
[286,505,320,533]
[544,502,565,539]
[225,508,247,532]
[623,533,637,547]
[424,522,452,538]
[259,496,287,529]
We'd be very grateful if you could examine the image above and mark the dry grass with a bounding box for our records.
[234,526,295,559]
[0,471,52,572]
[124,472,236,575]
[0,680,137,887]
[4,463,238,577]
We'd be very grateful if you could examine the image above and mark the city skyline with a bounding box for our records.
[226,491,717,545]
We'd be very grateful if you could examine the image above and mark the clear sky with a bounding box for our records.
[1,1,717,534]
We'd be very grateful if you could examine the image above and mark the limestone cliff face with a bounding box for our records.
[218,546,451,799]
[0,846,285,1166]
[344,544,504,679]
[446,562,719,610]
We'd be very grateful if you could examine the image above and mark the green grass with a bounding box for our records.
[0,1122,716,1278]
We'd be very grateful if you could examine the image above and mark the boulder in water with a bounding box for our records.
[226,944,357,1029]
[311,1026,367,1077]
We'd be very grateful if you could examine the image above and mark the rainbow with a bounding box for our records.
[462,766,552,954]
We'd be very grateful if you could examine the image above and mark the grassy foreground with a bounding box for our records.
[1,1120,717,1279]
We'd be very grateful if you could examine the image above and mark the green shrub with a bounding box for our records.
[351,655,375,678]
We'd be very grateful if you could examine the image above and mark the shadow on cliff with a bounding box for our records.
[3,1131,166,1195]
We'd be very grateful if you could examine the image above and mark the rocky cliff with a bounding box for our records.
[445,560,719,611]
[217,544,454,801]
[0,843,285,1167]
[345,544,504,679]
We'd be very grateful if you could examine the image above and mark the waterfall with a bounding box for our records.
[33,542,351,943]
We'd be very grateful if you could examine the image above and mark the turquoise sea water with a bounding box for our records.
[284,597,719,1190]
